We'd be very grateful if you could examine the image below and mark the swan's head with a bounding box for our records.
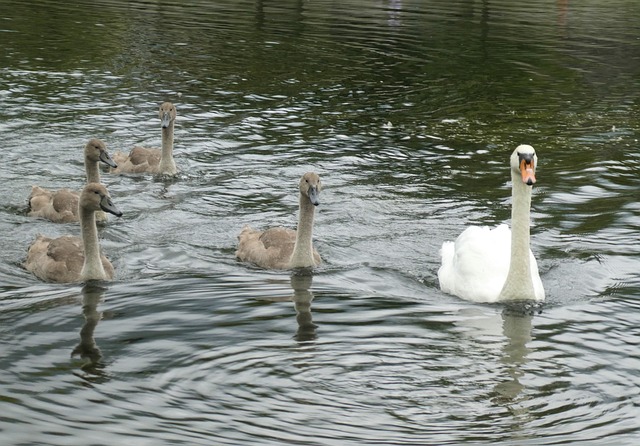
[85,138,117,168]
[299,172,322,206]
[81,183,123,217]
[159,102,177,128]
[511,145,538,186]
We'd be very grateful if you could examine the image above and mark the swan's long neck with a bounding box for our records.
[159,122,177,174]
[289,194,316,268]
[498,172,536,301]
[80,207,107,281]
[85,158,100,184]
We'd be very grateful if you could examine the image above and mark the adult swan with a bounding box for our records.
[438,145,545,303]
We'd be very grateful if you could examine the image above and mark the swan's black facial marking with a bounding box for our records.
[517,151,535,165]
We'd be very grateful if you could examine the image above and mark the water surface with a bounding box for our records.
[1,0,640,444]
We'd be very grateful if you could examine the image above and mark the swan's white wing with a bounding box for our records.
[438,224,512,303]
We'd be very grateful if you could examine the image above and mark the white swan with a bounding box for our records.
[438,145,545,303]
[111,102,178,175]
[28,138,117,223]
[24,183,123,283]
[236,172,322,269]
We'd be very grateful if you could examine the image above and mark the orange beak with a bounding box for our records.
[520,159,536,185]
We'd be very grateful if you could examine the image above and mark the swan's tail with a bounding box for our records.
[437,241,455,293]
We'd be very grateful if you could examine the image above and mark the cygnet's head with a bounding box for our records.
[85,138,117,168]
[511,144,538,186]
[81,183,123,217]
[299,172,322,206]
[159,102,177,128]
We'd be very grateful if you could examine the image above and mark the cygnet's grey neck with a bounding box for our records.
[289,194,317,268]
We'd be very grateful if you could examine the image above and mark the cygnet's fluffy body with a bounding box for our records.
[111,102,178,175]
[236,172,322,270]
[25,183,123,283]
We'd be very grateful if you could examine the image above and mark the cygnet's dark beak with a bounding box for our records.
[161,112,172,129]
[100,151,118,168]
[308,186,320,206]
[100,196,123,217]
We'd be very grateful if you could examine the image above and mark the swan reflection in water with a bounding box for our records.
[71,283,108,373]
[493,304,535,406]
[289,271,317,343]
[455,302,539,418]
[261,270,318,342]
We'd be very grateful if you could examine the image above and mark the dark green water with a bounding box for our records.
[1,1,640,444]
